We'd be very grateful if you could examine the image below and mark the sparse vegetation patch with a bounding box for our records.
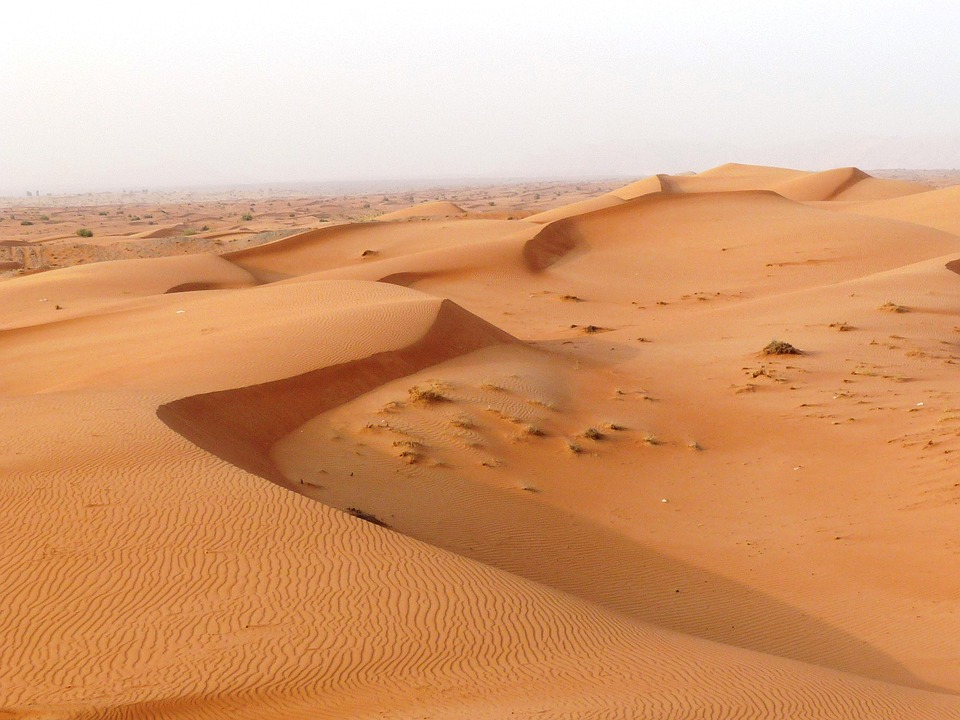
[345,507,390,528]
[408,384,449,404]
[880,302,909,313]
[763,339,802,355]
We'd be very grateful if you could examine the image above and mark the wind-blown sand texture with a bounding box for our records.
[3,164,960,719]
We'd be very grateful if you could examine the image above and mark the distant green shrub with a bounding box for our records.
[76,228,93,237]
[241,213,253,221]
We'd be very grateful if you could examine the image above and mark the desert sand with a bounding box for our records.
[2,164,960,718]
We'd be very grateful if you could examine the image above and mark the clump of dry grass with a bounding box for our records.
[581,427,605,441]
[392,440,423,450]
[408,383,449,404]
[345,507,389,528]
[643,433,661,446]
[880,302,909,313]
[762,339,802,355]
[480,382,508,392]
[450,415,475,429]
[398,450,421,464]
[517,424,545,438]
[559,294,583,302]
[566,441,583,454]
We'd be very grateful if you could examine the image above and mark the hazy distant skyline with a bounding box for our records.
[3,1,960,195]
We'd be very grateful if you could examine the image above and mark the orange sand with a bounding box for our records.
[2,165,960,718]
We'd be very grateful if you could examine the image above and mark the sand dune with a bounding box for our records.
[817,182,960,236]
[376,199,467,220]
[526,164,928,225]
[2,164,960,718]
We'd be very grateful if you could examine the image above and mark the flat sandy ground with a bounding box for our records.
[3,165,960,718]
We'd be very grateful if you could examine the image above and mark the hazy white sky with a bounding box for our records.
[3,1,959,194]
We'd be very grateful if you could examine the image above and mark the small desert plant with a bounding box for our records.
[392,440,424,450]
[566,441,583,454]
[408,384,448,404]
[763,339,802,355]
[520,424,545,437]
[20,220,33,225]
[345,507,389,528]
[581,427,605,441]
[880,302,908,313]
[397,450,421,464]
[241,213,253,221]
[76,228,93,238]
[39,215,49,221]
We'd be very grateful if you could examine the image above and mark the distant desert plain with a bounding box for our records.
[3,164,960,718]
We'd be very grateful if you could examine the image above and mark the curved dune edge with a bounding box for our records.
[157,299,516,484]
[222,217,530,283]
